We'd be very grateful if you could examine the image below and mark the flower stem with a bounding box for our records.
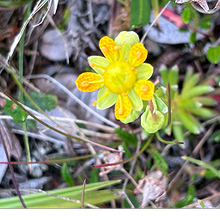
[156,132,183,145]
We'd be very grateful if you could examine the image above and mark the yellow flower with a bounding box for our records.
[75,31,154,121]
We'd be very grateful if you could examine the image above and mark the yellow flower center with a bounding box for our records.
[103,61,137,94]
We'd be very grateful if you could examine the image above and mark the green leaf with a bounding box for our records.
[175,185,195,208]
[0,180,121,208]
[154,94,168,113]
[189,31,196,43]
[181,7,192,24]
[61,163,74,186]
[176,108,203,134]
[189,107,215,118]
[149,149,168,175]
[24,91,57,112]
[182,156,220,179]
[159,65,168,88]
[182,85,214,99]
[115,127,137,146]
[210,130,220,143]
[130,0,151,28]
[172,122,184,145]
[3,99,27,123]
[168,65,179,87]
[206,45,220,64]
[90,168,99,183]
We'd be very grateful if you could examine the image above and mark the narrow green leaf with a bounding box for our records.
[159,65,168,88]
[198,200,206,208]
[0,180,121,208]
[176,108,202,134]
[182,85,214,99]
[168,65,179,87]
[149,149,168,175]
[61,163,74,186]
[154,94,168,113]
[175,185,195,208]
[90,168,99,183]
[210,130,220,143]
[172,123,184,147]
[189,107,215,118]
[182,73,200,94]
[182,156,220,179]
[130,0,151,28]
[115,127,137,146]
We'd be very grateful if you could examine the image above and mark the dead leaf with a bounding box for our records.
[175,0,209,12]
[0,120,22,160]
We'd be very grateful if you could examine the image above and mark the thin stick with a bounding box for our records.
[0,86,120,152]
[92,134,154,168]
[183,192,220,209]
[140,1,171,44]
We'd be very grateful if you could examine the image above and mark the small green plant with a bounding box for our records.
[158,65,216,143]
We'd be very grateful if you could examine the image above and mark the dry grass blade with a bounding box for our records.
[6,0,53,63]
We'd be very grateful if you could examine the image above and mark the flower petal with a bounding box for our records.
[120,109,140,124]
[88,56,110,75]
[134,80,154,100]
[96,86,117,109]
[127,88,143,111]
[115,31,140,46]
[128,43,148,67]
[99,36,119,62]
[136,63,154,80]
[115,31,140,61]
[75,72,103,92]
[115,94,132,120]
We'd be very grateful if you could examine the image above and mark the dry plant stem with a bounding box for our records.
[0,86,119,152]
[6,0,50,63]
[93,134,154,168]
[140,0,171,43]
[0,122,27,208]
[120,168,139,188]
[58,107,115,203]
[123,136,142,191]
[0,113,119,142]
[182,192,220,209]
[26,74,119,128]
[0,153,96,165]
[167,124,216,191]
